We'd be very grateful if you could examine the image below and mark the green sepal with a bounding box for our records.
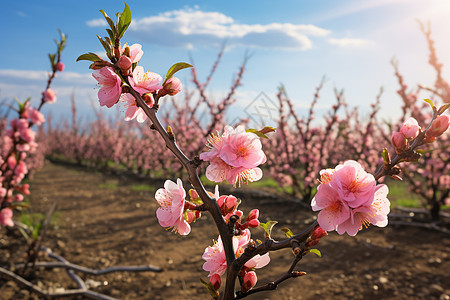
[163,62,193,85]
[259,220,278,239]
[200,278,219,299]
[382,148,390,164]
[281,227,294,238]
[118,2,132,39]
[309,249,322,257]
[76,52,102,62]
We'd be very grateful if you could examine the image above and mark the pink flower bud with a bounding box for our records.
[246,209,259,222]
[185,211,197,223]
[42,88,57,103]
[247,219,260,228]
[241,271,257,292]
[142,93,154,108]
[0,208,14,227]
[400,117,420,139]
[158,77,182,97]
[189,189,199,199]
[426,115,450,138]
[210,274,221,290]
[15,194,24,202]
[306,239,320,248]
[311,226,327,240]
[391,131,407,153]
[217,195,238,215]
[56,62,65,72]
[118,56,132,72]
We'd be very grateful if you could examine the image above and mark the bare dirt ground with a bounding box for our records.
[1,161,449,299]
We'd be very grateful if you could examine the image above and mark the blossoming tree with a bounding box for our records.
[77,4,450,299]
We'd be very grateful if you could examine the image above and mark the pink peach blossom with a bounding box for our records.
[42,88,57,103]
[311,183,350,231]
[92,67,122,108]
[120,93,149,123]
[336,184,390,236]
[129,66,163,95]
[26,107,45,125]
[154,178,190,235]
[200,126,266,186]
[400,117,420,139]
[330,160,377,208]
[202,229,269,277]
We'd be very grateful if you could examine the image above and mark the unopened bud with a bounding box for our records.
[142,93,154,108]
[210,274,221,290]
[118,56,132,73]
[189,189,199,199]
[247,219,260,228]
[56,62,65,72]
[246,209,259,222]
[241,271,257,293]
[158,77,182,97]
[400,117,420,139]
[311,226,327,240]
[426,115,449,138]
[391,131,407,153]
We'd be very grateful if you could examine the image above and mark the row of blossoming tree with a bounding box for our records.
[73,4,450,299]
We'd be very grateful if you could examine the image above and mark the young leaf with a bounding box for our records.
[259,126,276,135]
[309,249,322,257]
[437,103,450,115]
[259,220,278,239]
[106,28,115,43]
[246,129,269,139]
[281,227,294,238]
[99,9,116,32]
[163,62,193,84]
[200,278,219,299]
[118,2,132,39]
[76,52,102,62]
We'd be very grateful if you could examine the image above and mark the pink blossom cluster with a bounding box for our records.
[200,125,267,186]
[311,160,390,236]
[0,104,45,227]
[202,229,270,292]
[91,43,183,123]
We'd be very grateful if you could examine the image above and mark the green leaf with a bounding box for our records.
[76,52,102,62]
[259,220,278,239]
[163,62,193,84]
[99,9,116,32]
[118,2,132,39]
[96,35,112,56]
[280,227,294,238]
[48,54,56,66]
[200,278,219,299]
[309,249,322,257]
[106,29,115,43]
[437,103,450,115]
[246,129,270,139]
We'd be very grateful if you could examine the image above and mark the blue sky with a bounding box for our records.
[1,0,450,125]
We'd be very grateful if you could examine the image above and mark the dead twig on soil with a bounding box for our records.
[0,246,162,299]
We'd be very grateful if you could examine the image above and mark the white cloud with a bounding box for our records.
[87,8,330,50]
[328,38,372,48]
[86,18,107,27]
